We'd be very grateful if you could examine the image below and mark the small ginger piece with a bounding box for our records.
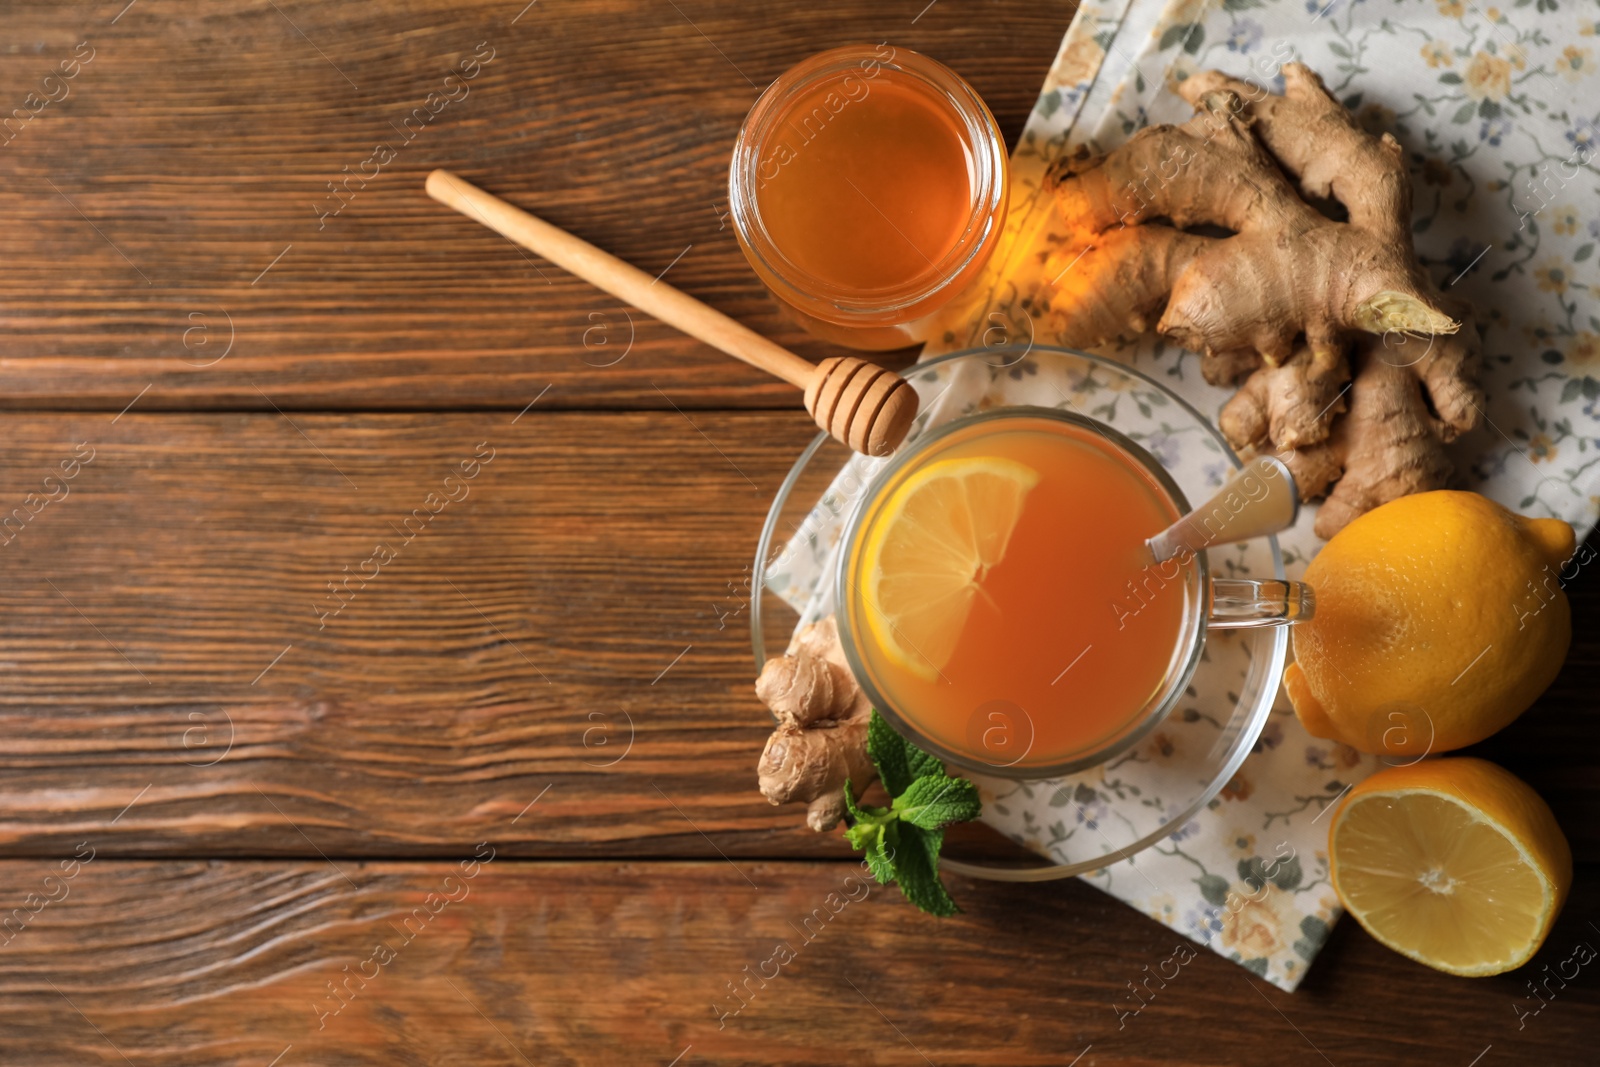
[1219,345,1351,450]
[759,725,875,832]
[1289,341,1460,538]
[755,617,876,831]
[1226,314,1483,536]
[755,634,855,727]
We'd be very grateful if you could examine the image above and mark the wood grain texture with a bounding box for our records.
[0,410,846,856]
[0,859,1596,1066]
[0,0,1073,411]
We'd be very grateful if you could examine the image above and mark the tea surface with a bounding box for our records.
[850,417,1195,769]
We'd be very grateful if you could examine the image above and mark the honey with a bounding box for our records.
[755,73,974,292]
[730,45,1007,350]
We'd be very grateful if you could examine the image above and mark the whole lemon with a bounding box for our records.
[1285,491,1574,755]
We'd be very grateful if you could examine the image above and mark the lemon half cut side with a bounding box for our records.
[1330,758,1572,977]
[858,456,1040,682]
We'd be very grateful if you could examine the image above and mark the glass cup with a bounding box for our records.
[755,345,1298,879]
[833,406,1313,780]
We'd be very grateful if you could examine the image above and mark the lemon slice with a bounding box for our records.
[1330,757,1572,977]
[858,456,1039,681]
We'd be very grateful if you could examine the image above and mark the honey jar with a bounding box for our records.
[729,44,1009,350]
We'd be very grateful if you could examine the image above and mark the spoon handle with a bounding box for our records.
[1145,455,1299,564]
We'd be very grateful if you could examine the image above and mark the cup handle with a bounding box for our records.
[1207,578,1314,629]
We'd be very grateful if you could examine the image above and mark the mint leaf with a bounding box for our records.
[843,818,881,853]
[842,778,892,852]
[867,712,914,794]
[842,711,979,916]
[868,710,944,795]
[888,824,958,917]
[906,746,944,784]
[893,774,981,830]
[863,826,897,885]
[842,779,887,824]
[905,819,944,875]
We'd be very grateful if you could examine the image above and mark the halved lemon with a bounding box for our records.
[1329,757,1572,977]
[857,456,1039,681]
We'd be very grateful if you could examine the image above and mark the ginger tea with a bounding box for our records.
[841,412,1199,773]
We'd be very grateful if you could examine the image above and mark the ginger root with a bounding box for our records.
[1279,339,1459,536]
[755,617,875,831]
[1042,63,1483,536]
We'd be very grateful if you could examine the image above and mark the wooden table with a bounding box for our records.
[1,2,1595,1063]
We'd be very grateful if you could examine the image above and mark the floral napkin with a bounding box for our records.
[767,0,1598,991]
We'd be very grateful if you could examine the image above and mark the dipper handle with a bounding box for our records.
[425,169,917,456]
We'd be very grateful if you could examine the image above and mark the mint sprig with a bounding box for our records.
[843,710,981,916]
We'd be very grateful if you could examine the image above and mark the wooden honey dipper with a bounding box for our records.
[426,170,919,456]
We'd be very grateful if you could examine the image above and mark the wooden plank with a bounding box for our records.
[0,0,1074,410]
[1,409,1597,861]
[0,858,1594,1065]
[0,410,831,855]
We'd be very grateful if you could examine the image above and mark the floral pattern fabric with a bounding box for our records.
[768,0,1596,991]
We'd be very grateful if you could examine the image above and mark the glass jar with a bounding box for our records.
[729,44,1009,351]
